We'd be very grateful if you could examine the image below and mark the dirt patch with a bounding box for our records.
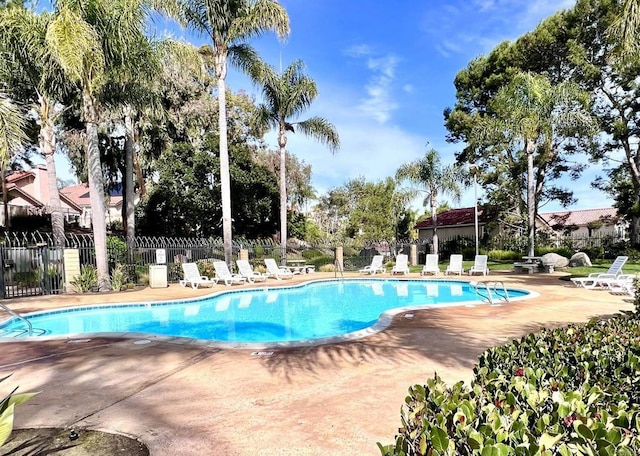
[2,428,149,456]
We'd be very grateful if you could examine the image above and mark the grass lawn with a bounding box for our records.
[406,259,640,278]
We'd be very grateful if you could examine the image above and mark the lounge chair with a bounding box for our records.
[213,261,247,286]
[605,274,637,295]
[420,254,440,276]
[359,255,386,275]
[264,258,294,280]
[391,254,410,275]
[179,262,216,289]
[444,254,464,275]
[570,256,628,289]
[236,259,268,283]
[469,255,489,276]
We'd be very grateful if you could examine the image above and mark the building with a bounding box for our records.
[415,206,625,243]
[1,165,82,227]
[1,166,127,229]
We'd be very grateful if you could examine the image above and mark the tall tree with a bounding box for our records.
[395,149,464,254]
[0,7,73,245]
[46,0,153,290]
[0,93,27,227]
[160,0,289,267]
[255,59,339,262]
[477,72,596,256]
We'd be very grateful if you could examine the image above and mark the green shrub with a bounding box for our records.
[0,375,38,447]
[107,236,128,268]
[380,313,640,455]
[70,265,98,293]
[487,250,521,261]
[196,260,215,278]
[577,246,605,261]
[535,246,574,259]
[319,263,335,272]
[110,264,127,291]
[302,249,323,259]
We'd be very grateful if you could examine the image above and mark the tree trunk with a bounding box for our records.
[2,166,8,229]
[83,90,110,291]
[40,97,65,247]
[430,194,438,255]
[216,56,233,269]
[526,139,536,257]
[124,107,136,242]
[279,126,288,265]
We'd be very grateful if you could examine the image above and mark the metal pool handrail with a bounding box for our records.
[0,301,33,336]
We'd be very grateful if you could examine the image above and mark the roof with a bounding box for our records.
[6,170,34,183]
[60,183,122,208]
[415,207,484,229]
[539,208,620,227]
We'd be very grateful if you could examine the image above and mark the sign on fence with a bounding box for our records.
[155,249,166,264]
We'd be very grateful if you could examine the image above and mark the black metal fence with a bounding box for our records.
[0,230,629,299]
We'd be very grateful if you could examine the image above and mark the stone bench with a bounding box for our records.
[513,262,538,274]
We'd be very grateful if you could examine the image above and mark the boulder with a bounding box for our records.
[541,252,570,268]
[569,252,592,267]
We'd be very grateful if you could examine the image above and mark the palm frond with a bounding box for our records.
[46,6,105,85]
[0,93,27,166]
[295,117,339,152]
[229,0,290,42]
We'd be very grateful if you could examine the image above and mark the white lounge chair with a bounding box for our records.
[359,255,386,275]
[391,254,410,275]
[264,258,294,280]
[570,256,628,289]
[469,255,489,276]
[236,259,268,283]
[420,254,440,276]
[213,260,247,286]
[605,274,637,295]
[444,254,464,275]
[179,262,216,289]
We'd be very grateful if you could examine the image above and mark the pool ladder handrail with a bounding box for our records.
[334,259,344,279]
[471,280,510,305]
[0,301,33,336]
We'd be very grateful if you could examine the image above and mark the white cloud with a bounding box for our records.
[344,50,400,124]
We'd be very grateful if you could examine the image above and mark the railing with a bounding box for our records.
[0,301,33,336]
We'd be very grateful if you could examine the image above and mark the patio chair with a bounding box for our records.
[570,255,628,289]
[213,261,247,286]
[605,273,637,296]
[179,262,216,289]
[420,254,440,276]
[469,254,489,276]
[236,259,268,283]
[391,254,410,275]
[444,254,464,275]
[264,258,294,280]
[359,255,386,275]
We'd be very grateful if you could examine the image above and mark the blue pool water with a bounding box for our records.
[1,279,529,345]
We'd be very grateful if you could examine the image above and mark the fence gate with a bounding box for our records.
[1,243,64,299]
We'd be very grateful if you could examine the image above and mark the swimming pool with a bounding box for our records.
[0,279,533,347]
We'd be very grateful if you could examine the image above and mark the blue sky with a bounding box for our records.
[50,0,614,213]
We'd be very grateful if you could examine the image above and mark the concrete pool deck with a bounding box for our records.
[0,271,635,455]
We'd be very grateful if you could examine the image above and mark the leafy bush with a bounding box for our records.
[487,250,521,261]
[302,249,324,259]
[379,313,640,455]
[70,265,98,293]
[107,236,128,268]
[319,263,335,272]
[577,246,605,261]
[535,246,574,259]
[1,375,38,447]
[110,264,127,291]
[196,260,215,278]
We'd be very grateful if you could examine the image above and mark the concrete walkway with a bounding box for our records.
[0,271,634,455]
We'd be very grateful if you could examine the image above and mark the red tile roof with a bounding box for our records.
[539,207,619,227]
[415,207,484,229]
[60,183,122,208]
[6,170,34,183]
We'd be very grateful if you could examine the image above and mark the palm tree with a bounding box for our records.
[255,59,339,262]
[159,0,289,267]
[46,0,153,290]
[395,149,464,255]
[0,7,74,246]
[0,92,27,227]
[489,72,595,256]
